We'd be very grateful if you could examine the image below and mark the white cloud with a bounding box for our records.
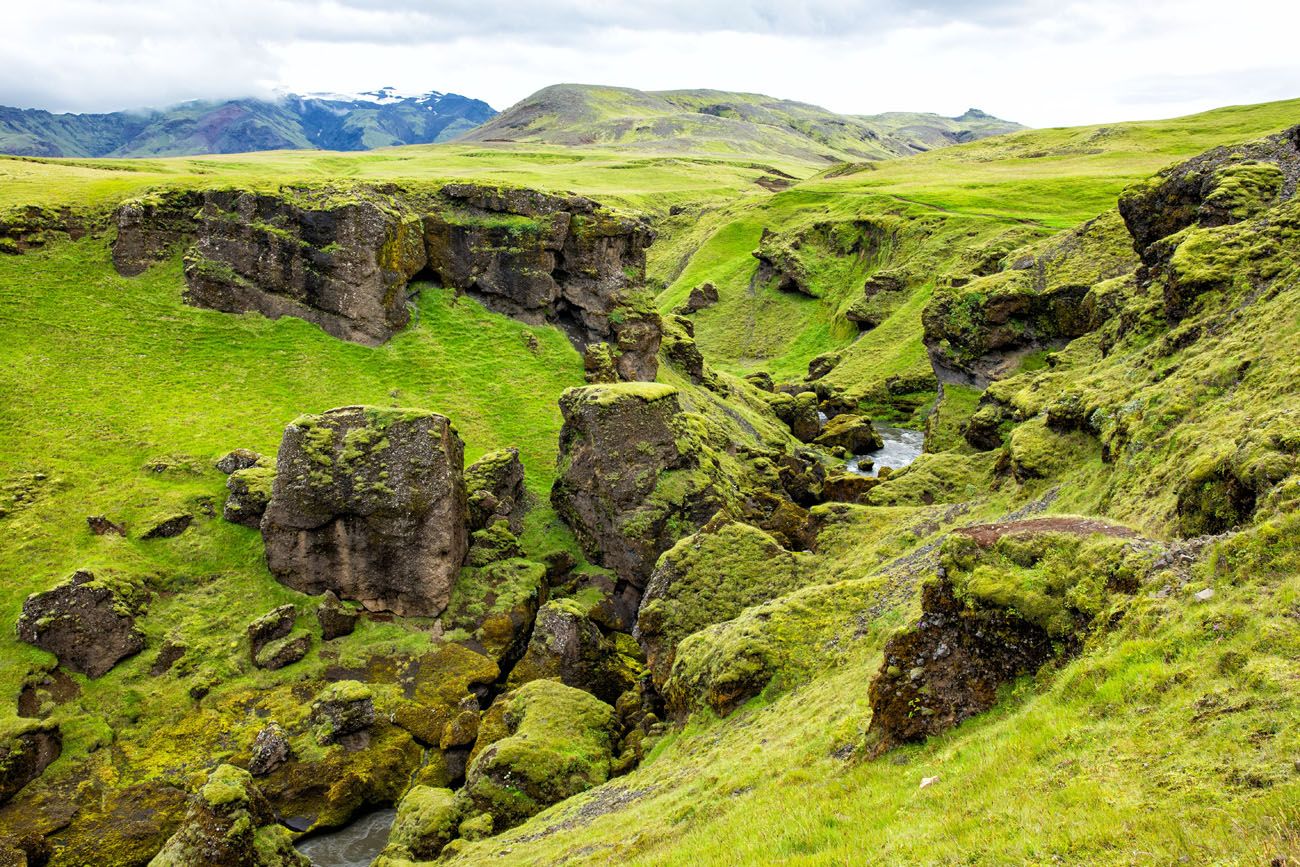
[2,0,1297,127]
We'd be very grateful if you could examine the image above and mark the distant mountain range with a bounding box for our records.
[0,88,498,158]
[460,84,1024,162]
[0,84,1023,162]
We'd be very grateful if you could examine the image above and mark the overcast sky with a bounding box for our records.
[4,0,1298,127]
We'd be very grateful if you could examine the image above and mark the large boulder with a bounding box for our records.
[0,720,61,805]
[223,464,274,529]
[261,406,468,616]
[507,599,639,704]
[182,187,428,345]
[378,785,462,862]
[814,414,883,454]
[637,522,809,689]
[16,570,146,677]
[149,764,308,866]
[463,679,617,831]
[551,383,722,589]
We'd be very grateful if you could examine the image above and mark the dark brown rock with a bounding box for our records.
[215,448,262,475]
[141,513,193,539]
[224,465,273,529]
[86,515,125,536]
[181,187,428,346]
[673,282,719,315]
[110,190,203,276]
[506,600,637,704]
[247,605,296,658]
[551,384,721,589]
[866,579,1054,753]
[311,682,375,744]
[316,591,359,641]
[248,722,292,777]
[464,448,525,532]
[0,721,61,805]
[806,351,841,381]
[16,570,146,678]
[821,472,880,503]
[261,406,468,617]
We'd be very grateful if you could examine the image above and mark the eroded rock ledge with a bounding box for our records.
[110,182,660,377]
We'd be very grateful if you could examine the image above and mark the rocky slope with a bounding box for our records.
[0,89,497,158]
[0,100,1297,866]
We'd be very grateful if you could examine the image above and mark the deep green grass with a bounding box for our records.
[0,237,584,770]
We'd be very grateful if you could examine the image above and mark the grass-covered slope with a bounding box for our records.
[460,84,1022,163]
[436,111,1300,866]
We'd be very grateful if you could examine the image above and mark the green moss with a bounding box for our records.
[383,785,461,860]
[200,763,253,809]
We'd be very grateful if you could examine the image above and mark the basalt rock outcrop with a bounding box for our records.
[1118,124,1300,318]
[506,599,639,704]
[16,570,147,678]
[0,721,61,806]
[551,383,723,590]
[183,187,428,345]
[923,210,1139,385]
[111,182,659,374]
[0,205,91,256]
[865,577,1054,753]
[148,764,308,867]
[464,447,526,532]
[261,406,468,617]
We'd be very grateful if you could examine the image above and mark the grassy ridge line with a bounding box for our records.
[0,145,818,214]
[655,97,1300,387]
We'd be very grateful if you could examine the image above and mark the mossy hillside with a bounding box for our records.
[970,199,1300,535]
[446,509,1300,867]
[0,235,594,843]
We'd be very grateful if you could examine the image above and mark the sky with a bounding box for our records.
[4,0,1299,127]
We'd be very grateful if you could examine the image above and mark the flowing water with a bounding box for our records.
[845,425,925,477]
[295,808,397,867]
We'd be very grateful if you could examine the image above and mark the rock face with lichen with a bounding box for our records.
[148,764,308,866]
[182,187,428,345]
[112,182,658,369]
[16,570,146,678]
[261,406,468,616]
[551,383,722,589]
[506,599,639,704]
[464,447,526,531]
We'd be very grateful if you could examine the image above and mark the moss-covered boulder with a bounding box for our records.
[866,526,1153,752]
[0,719,60,806]
[814,414,882,454]
[262,406,468,616]
[551,383,722,589]
[391,643,500,746]
[378,785,462,862]
[149,764,308,866]
[464,680,617,831]
[464,447,526,532]
[637,522,810,689]
[316,590,359,641]
[224,463,274,529]
[311,681,375,745]
[769,391,821,442]
[506,599,639,704]
[16,569,147,678]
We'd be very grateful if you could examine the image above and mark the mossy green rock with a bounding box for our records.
[464,447,525,531]
[262,405,468,616]
[813,413,883,454]
[0,720,60,806]
[464,679,617,831]
[507,599,639,704]
[15,569,146,678]
[380,785,462,861]
[150,764,309,866]
[638,522,810,689]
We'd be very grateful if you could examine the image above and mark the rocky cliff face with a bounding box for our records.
[261,406,468,616]
[110,182,659,374]
[183,187,428,345]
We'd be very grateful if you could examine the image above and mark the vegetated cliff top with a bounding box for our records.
[457,83,1024,163]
